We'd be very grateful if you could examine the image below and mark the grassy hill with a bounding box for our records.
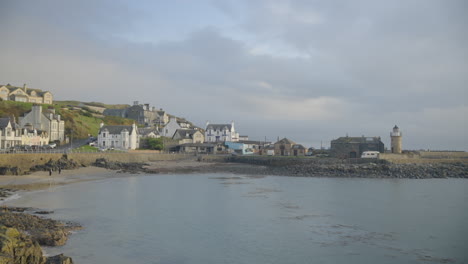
[0,100,135,139]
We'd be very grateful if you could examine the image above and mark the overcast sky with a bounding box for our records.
[1,0,467,150]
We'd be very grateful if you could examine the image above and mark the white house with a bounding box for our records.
[205,121,239,142]
[98,122,139,150]
[19,105,65,142]
[0,117,22,149]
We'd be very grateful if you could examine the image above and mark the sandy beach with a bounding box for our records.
[0,159,220,192]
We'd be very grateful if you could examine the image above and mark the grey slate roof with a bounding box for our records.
[173,129,198,139]
[292,144,305,149]
[99,125,135,135]
[275,138,296,145]
[139,127,159,137]
[331,136,382,144]
[0,118,11,129]
[206,124,232,131]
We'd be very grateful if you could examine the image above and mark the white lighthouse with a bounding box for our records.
[390,125,402,154]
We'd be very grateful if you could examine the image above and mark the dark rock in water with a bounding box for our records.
[0,210,81,247]
[45,254,74,264]
[35,211,54,215]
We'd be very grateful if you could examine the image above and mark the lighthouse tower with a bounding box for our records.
[390,125,402,154]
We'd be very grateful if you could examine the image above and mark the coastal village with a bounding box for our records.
[0,83,413,160]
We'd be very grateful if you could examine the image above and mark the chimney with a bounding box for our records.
[57,114,61,121]
[23,84,27,93]
[206,121,210,128]
[145,104,149,111]
[100,122,104,128]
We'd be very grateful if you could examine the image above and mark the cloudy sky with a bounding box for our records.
[1,0,467,150]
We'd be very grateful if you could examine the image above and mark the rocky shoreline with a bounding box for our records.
[0,155,466,263]
[0,207,79,264]
[94,157,468,179]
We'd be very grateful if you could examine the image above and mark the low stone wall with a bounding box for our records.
[68,152,192,165]
[379,152,468,164]
[0,152,196,173]
[0,153,63,171]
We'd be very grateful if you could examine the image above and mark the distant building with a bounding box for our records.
[273,138,306,156]
[98,122,139,150]
[103,101,160,126]
[172,129,204,144]
[205,121,239,142]
[330,136,384,158]
[390,125,402,154]
[0,84,53,104]
[19,105,65,142]
[155,109,169,128]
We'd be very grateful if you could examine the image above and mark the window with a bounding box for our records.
[103,133,106,137]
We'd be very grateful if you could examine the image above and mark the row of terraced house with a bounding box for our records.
[0,84,65,149]
[98,101,307,156]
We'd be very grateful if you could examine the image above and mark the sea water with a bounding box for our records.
[8,174,468,264]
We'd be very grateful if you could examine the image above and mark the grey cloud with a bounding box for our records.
[0,0,466,150]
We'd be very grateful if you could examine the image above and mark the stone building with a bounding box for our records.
[172,129,204,144]
[0,84,53,104]
[330,136,384,158]
[390,125,402,154]
[103,101,160,126]
[19,105,65,142]
[97,122,139,150]
[273,138,306,156]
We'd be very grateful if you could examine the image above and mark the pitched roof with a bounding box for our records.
[206,124,232,131]
[292,144,305,149]
[0,118,11,129]
[99,125,136,135]
[274,138,296,145]
[331,136,382,144]
[173,129,199,139]
[139,127,160,136]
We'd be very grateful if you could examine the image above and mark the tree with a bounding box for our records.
[146,137,164,150]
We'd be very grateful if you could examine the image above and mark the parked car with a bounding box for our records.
[47,143,57,149]
[361,151,380,158]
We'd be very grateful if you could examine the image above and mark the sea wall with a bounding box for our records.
[380,152,468,164]
[0,152,196,173]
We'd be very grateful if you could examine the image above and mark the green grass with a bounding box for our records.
[0,100,135,140]
[74,145,99,152]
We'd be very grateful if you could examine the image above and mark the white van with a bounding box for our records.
[361,151,380,158]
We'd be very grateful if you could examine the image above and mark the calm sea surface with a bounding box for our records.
[8,174,468,264]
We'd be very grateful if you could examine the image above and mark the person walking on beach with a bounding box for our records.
[58,167,62,174]
[49,169,52,176]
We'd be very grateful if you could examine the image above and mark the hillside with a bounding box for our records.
[0,100,135,139]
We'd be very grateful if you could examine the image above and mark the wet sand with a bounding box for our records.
[0,160,219,192]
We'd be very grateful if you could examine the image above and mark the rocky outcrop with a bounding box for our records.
[0,226,46,264]
[29,155,81,173]
[0,209,78,264]
[0,210,81,247]
[45,254,74,264]
[0,226,75,264]
[0,166,21,175]
[93,158,147,173]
